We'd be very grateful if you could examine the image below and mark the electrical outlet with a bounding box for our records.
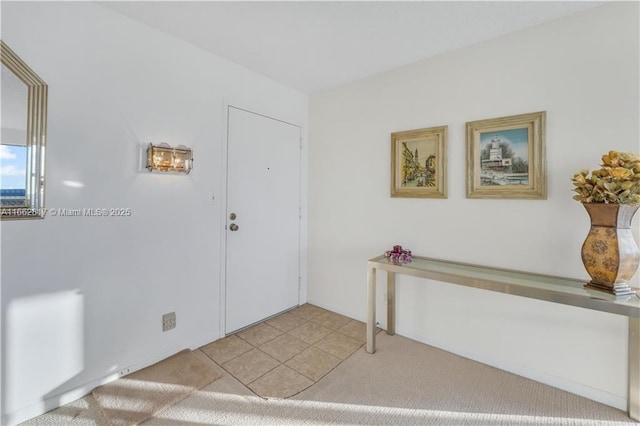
[162,312,176,332]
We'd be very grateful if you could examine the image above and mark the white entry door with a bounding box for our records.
[225,106,301,334]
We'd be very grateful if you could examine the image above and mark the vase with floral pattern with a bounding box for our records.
[581,203,640,296]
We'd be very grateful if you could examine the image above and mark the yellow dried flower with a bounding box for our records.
[604,150,622,167]
[573,173,586,185]
[611,167,631,180]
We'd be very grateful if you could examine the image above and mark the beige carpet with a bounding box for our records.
[292,332,638,425]
[91,349,221,425]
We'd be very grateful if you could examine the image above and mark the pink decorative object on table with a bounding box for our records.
[384,245,412,264]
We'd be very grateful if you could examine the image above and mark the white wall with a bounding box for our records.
[0,3,307,425]
[309,2,639,410]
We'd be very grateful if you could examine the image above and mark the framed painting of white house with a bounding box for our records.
[466,111,546,199]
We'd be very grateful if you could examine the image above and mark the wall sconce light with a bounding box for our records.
[146,143,193,174]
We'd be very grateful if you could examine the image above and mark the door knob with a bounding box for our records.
[229,223,239,231]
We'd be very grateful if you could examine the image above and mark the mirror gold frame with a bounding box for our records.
[1,41,48,219]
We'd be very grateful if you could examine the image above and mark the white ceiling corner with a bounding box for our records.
[99,1,604,94]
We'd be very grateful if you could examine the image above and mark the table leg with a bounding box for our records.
[387,272,395,336]
[629,316,640,420]
[366,265,376,354]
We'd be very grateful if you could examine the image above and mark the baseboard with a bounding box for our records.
[306,299,365,324]
[1,341,216,426]
[2,374,106,426]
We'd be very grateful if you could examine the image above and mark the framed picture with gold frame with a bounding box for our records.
[391,126,447,198]
[466,111,546,199]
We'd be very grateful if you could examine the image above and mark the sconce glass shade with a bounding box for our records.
[146,143,192,174]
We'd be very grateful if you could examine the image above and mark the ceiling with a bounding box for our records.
[100,1,603,94]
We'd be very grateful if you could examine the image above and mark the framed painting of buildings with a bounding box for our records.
[466,111,546,199]
[390,126,447,198]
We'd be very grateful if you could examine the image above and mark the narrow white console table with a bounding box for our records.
[366,254,640,420]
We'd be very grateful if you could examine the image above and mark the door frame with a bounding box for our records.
[219,100,305,338]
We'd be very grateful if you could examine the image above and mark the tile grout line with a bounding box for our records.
[224,314,316,392]
[298,343,367,385]
[200,305,373,399]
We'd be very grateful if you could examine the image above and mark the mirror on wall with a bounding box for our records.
[0,41,48,219]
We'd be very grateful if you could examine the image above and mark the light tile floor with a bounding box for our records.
[200,304,378,399]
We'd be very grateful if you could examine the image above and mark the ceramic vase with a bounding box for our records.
[581,203,640,295]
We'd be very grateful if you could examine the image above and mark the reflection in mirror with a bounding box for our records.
[2,63,28,206]
[0,41,48,219]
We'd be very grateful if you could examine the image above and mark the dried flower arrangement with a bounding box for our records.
[572,151,640,205]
